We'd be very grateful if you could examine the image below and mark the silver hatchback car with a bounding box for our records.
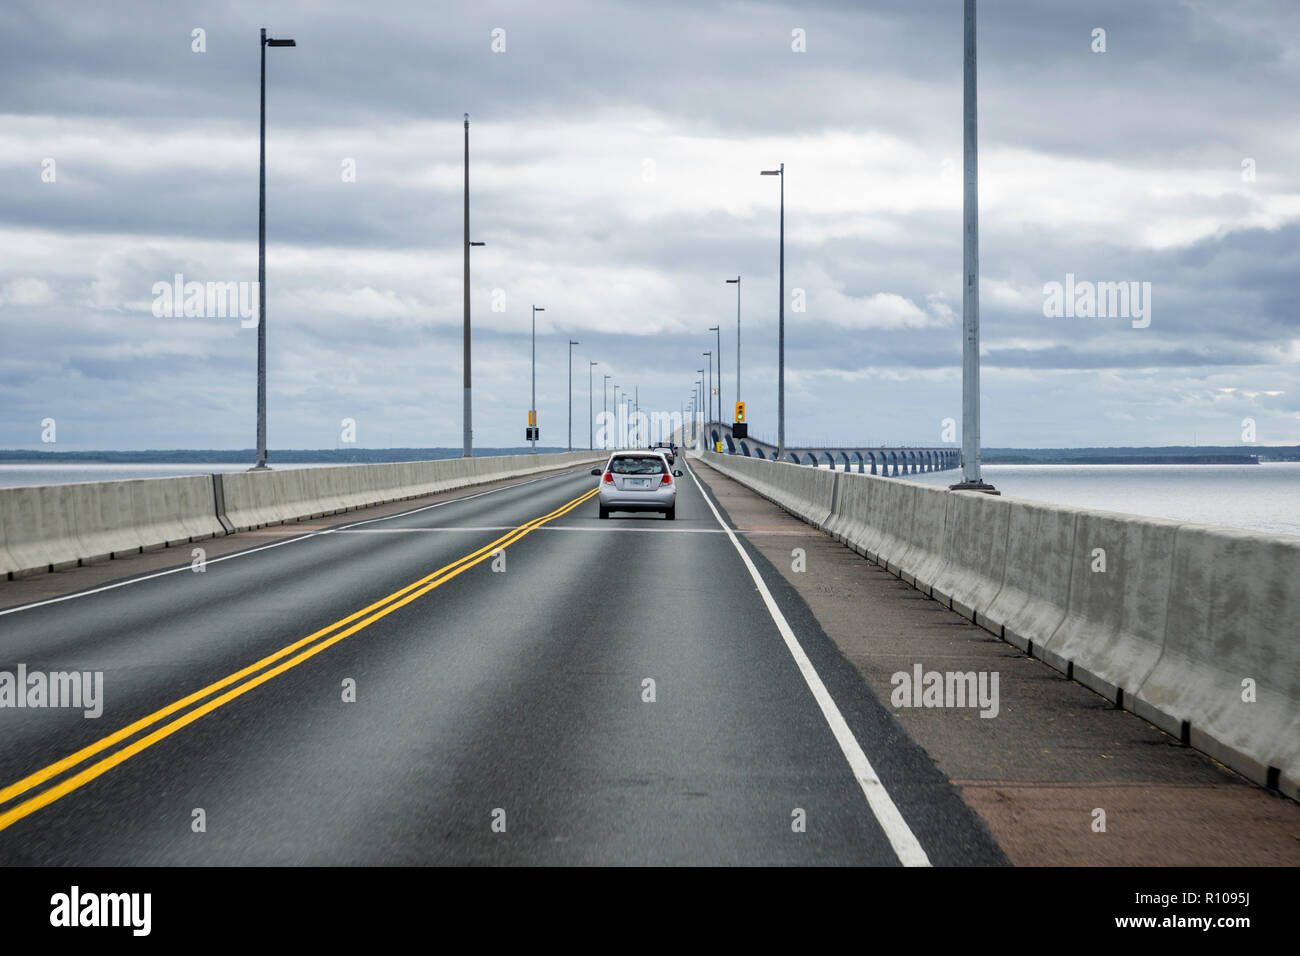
[592,452,684,519]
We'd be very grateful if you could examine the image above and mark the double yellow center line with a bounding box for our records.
[0,487,598,834]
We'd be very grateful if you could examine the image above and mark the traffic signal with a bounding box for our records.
[734,401,746,423]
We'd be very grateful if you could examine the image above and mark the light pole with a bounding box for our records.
[589,361,597,450]
[690,388,696,446]
[726,276,740,422]
[603,374,611,449]
[463,113,485,459]
[567,339,579,452]
[530,305,543,454]
[951,0,996,493]
[613,384,620,448]
[709,326,721,424]
[697,369,705,447]
[703,351,712,427]
[761,163,784,459]
[254,27,296,471]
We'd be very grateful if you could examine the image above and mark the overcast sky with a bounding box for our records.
[1,0,1297,452]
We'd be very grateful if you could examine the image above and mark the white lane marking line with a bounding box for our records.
[333,524,715,533]
[330,525,810,535]
[0,468,589,619]
[683,458,931,867]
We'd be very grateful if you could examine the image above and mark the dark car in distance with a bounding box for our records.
[649,441,676,465]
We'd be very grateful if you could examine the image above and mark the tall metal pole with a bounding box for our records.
[613,384,620,448]
[589,361,596,450]
[255,29,267,469]
[567,340,578,451]
[463,114,472,457]
[953,0,995,492]
[704,352,712,427]
[778,163,784,459]
[253,29,296,469]
[712,326,721,423]
[727,276,740,421]
[691,388,696,445]
[697,370,704,446]
[603,374,610,449]
[531,305,542,454]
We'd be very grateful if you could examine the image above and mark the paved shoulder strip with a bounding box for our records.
[683,459,931,867]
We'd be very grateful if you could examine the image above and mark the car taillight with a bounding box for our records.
[603,471,614,483]
[661,472,672,485]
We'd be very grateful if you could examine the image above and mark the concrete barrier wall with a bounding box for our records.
[219,470,282,531]
[221,451,603,531]
[0,476,227,578]
[825,470,882,559]
[2,484,88,574]
[1038,509,1179,705]
[930,490,1011,626]
[871,479,919,579]
[1134,525,1300,798]
[698,448,1300,801]
[981,500,1078,652]
[899,484,949,595]
[699,451,838,528]
[2,452,604,576]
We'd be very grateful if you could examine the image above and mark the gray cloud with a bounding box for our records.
[0,0,1297,451]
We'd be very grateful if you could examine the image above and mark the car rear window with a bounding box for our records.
[609,455,667,475]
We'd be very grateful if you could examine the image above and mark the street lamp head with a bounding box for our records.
[760,169,780,176]
[534,306,545,312]
[726,277,739,284]
[570,340,580,346]
[708,326,719,332]
[265,37,296,46]
[469,241,485,247]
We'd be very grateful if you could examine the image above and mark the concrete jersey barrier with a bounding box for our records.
[0,476,226,578]
[699,451,838,529]
[2,452,604,577]
[219,451,603,531]
[697,447,1300,802]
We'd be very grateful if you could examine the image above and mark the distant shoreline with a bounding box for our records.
[983,454,1260,465]
[0,445,1296,465]
[0,448,568,464]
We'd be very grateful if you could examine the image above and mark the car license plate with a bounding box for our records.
[631,478,649,488]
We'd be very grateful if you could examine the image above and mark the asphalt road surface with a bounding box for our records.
[0,462,1006,865]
